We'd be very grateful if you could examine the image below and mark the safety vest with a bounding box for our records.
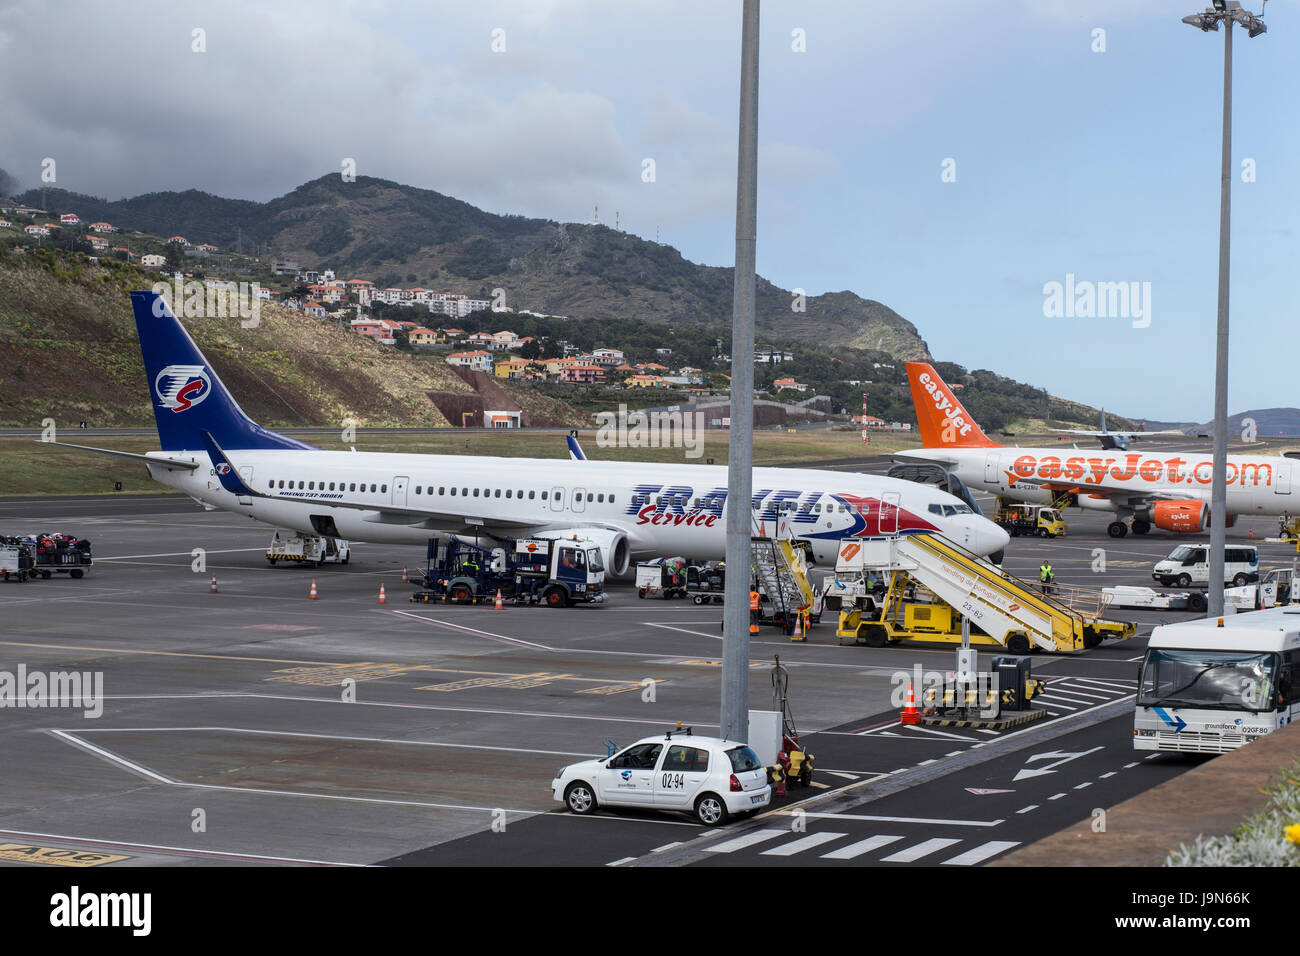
[749,591,760,611]
[1040,563,1053,582]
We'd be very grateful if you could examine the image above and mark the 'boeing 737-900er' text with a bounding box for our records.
[41,292,1011,570]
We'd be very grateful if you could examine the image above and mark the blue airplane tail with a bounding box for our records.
[130,290,315,452]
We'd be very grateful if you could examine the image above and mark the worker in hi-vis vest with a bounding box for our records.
[1039,561,1054,593]
[749,588,761,633]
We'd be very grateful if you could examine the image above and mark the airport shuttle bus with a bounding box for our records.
[1134,607,1300,753]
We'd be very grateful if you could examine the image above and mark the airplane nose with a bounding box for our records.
[969,519,1010,557]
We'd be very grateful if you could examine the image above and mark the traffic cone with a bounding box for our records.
[402,565,409,583]
[1249,527,1255,539]
[378,583,387,605]
[900,682,921,725]
[309,578,318,600]
[209,574,218,594]
[494,589,504,610]
[791,613,804,642]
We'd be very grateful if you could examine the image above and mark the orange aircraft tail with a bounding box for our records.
[905,363,1000,449]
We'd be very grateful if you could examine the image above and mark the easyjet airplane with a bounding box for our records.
[894,363,1298,538]
[41,292,1010,570]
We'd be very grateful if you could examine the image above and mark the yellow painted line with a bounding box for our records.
[676,660,765,668]
[0,640,331,666]
[0,843,130,867]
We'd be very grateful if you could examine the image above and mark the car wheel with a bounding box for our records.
[695,792,729,827]
[564,781,597,815]
[1107,521,1128,538]
[1189,592,1207,612]
[1232,573,1249,587]
[637,588,646,599]
[1037,528,1049,537]
[1176,574,1191,588]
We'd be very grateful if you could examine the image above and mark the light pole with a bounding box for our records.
[1181,1,1267,617]
[721,0,760,744]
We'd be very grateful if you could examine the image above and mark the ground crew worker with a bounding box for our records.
[749,587,761,633]
[1039,560,1054,593]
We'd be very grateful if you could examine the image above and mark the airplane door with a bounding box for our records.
[1276,462,1292,495]
[550,486,565,512]
[572,487,586,513]
[237,466,254,506]
[879,492,899,535]
[984,453,1000,486]
[392,476,409,507]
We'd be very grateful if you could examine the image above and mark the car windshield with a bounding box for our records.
[1167,545,1197,562]
[727,746,762,772]
[586,548,604,572]
[1138,649,1279,712]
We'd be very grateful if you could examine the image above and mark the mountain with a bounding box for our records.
[20,176,933,360]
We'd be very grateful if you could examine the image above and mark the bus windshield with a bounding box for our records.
[1138,649,1278,713]
[585,548,604,572]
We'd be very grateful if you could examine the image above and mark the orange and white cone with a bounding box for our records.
[209,574,218,594]
[791,613,803,642]
[309,578,318,600]
[402,565,409,583]
[900,681,921,725]
[378,583,387,605]
[494,589,504,610]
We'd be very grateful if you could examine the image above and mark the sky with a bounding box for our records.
[1,0,1295,421]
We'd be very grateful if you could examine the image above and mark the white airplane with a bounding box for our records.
[1046,409,1183,451]
[42,292,1011,571]
[893,362,1297,538]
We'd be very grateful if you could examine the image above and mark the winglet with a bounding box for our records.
[905,363,999,449]
[567,431,587,461]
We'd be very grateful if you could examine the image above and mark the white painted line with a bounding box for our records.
[703,828,788,854]
[918,759,937,766]
[945,751,963,757]
[645,623,722,641]
[820,835,902,860]
[1034,699,1078,711]
[902,724,976,741]
[1125,655,1145,662]
[1048,792,1067,801]
[606,856,637,867]
[0,827,364,867]
[760,832,846,857]
[880,838,962,863]
[1045,687,1111,700]
[47,729,177,784]
[1099,771,1117,779]
[941,840,1021,866]
[388,609,553,649]
[1035,692,1095,706]
[651,842,683,853]
[1073,782,1092,790]
[1124,762,1140,769]
[97,547,266,561]
[795,812,1003,827]
[1016,805,1038,814]
[809,781,830,789]
[975,729,999,735]
[1072,677,1139,690]
[823,771,859,780]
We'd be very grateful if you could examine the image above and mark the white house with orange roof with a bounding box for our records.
[59,213,80,226]
[446,350,494,373]
[88,221,116,233]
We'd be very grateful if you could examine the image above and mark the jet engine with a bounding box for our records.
[546,527,631,577]
[1151,500,1209,533]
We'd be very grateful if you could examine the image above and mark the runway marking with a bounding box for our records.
[48,729,177,784]
[703,829,788,853]
[821,835,902,860]
[1124,762,1140,769]
[880,838,961,863]
[1016,805,1038,814]
[941,841,1020,866]
[899,725,976,741]
[1073,782,1092,790]
[388,609,553,649]
[0,842,131,867]
[760,832,845,856]
[1099,771,1117,779]
[0,829,363,867]
[606,856,637,867]
[791,812,1003,827]
[1071,678,1139,690]
[1048,792,1067,801]
[96,547,266,561]
[645,623,721,640]
[652,842,683,853]
[1043,687,1111,700]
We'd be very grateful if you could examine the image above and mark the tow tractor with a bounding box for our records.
[994,501,1067,538]
[0,538,36,583]
[266,531,350,567]
[411,534,606,607]
[686,561,726,605]
[636,557,687,599]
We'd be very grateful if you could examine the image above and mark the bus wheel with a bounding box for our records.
[544,587,568,608]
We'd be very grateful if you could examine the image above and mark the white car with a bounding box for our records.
[553,732,771,826]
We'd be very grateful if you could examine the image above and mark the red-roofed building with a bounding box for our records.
[560,364,606,384]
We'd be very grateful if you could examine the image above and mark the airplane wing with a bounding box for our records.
[37,440,202,471]
[1005,473,1202,508]
[1045,428,1184,437]
[198,430,612,533]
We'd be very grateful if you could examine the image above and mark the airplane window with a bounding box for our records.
[461,487,467,495]
[415,486,421,495]
[370,484,377,492]
[439,487,445,495]
[495,489,501,498]
[381,484,387,493]
[473,489,480,497]
[587,493,593,502]
[329,483,335,491]
[943,505,957,517]
[451,487,457,496]
[610,495,615,504]
[309,481,315,490]
[278,480,284,489]
[598,494,605,503]
[517,489,523,498]
[349,483,355,492]
[506,490,512,498]
[528,491,535,499]
[542,491,548,500]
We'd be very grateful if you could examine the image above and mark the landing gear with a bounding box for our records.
[1107,521,1128,538]
[1131,519,1151,535]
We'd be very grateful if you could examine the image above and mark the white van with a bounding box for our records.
[1152,543,1258,588]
